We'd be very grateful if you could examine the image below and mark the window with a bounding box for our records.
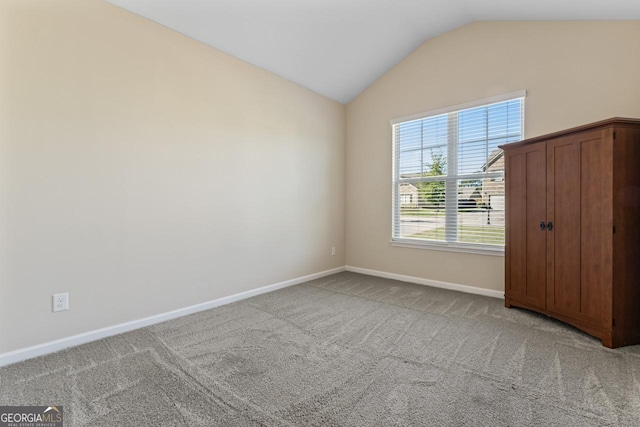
[400,194,412,204]
[391,91,525,254]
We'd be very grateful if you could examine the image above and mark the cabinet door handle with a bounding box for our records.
[540,221,546,231]
[547,221,553,231]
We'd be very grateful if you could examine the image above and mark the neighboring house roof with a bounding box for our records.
[459,187,481,199]
[399,183,418,192]
[481,149,504,172]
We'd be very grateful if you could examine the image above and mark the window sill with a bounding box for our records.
[389,239,505,257]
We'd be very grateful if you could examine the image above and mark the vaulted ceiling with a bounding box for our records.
[105,0,640,103]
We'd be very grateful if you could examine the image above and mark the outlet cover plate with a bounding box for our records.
[53,293,69,312]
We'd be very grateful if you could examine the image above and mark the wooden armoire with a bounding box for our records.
[500,118,640,348]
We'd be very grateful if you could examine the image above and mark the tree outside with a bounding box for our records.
[417,149,446,209]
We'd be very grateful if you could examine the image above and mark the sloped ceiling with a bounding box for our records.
[105,0,640,103]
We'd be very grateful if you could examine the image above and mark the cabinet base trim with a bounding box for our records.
[506,297,614,348]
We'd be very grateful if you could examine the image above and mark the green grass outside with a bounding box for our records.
[400,208,490,217]
[412,226,504,245]
[399,209,444,217]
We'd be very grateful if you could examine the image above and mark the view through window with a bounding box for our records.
[392,94,524,251]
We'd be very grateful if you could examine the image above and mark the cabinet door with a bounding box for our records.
[546,130,612,325]
[505,141,547,309]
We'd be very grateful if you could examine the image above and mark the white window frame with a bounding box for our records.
[390,90,526,256]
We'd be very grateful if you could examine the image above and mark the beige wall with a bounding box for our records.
[3,7,639,357]
[0,1,346,354]
[346,22,640,292]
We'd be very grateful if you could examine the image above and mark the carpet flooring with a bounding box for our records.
[1,272,640,426]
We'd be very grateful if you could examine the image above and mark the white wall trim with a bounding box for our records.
[345,265,504,299]
[0,266,345,367]
[389,240,504,257]
[390,90,527,125]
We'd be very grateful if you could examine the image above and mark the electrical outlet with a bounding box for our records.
[53,293,69,312]
[331,247,336,256]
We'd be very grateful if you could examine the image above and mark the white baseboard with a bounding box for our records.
[0,265,502,367]
[0,266,346,367]
[345,266,504,299]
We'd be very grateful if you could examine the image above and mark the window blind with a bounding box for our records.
[392,92,524,252]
